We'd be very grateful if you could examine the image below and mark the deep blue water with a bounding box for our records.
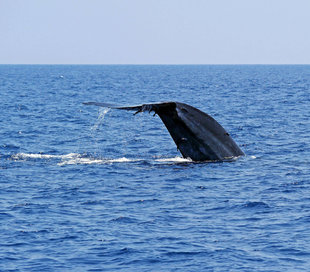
[0,65,310,271]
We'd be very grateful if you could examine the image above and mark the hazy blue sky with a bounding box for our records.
[1,0,309,64]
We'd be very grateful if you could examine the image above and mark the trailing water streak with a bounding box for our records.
[11,153,197,166]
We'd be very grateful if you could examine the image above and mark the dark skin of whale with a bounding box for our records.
[83,101,244,161]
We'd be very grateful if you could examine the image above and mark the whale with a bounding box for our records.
[83,101,244,161]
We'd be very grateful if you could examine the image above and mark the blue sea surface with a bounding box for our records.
[0,65,310,271]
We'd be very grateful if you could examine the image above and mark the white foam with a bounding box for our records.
[57,157,104,166]
[155,156,192,163]
[11,153,81,160]
[11,152,140,166]
[57,156,140,166]
[108,157,133,163]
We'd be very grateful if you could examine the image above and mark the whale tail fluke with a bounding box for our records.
[84,101,244,161]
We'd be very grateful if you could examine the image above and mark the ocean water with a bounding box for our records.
[0,65,309,271]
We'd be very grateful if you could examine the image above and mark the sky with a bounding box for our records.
[1,0,310,64]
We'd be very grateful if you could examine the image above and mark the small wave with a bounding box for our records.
[109,216,137,223]
[243,201,270,209]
